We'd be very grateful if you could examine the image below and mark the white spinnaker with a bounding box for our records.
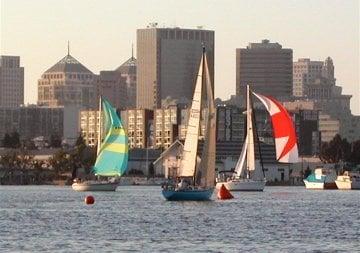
[179,56,203,177]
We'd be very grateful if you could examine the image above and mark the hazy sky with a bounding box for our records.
[1,0,359,114]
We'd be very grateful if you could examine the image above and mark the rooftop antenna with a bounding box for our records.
[67,41,70,55]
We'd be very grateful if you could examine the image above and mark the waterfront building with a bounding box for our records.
[216,105,245,142]
[154,105,180,149]
[116,51,137,109]
[98,70,127,109]
[0,56,24,107]
[127,148,162,176]
[319,113,340,143]
[38,50,97,108]
[0,106,79,144]
[137,25,214,109]
[79,110,101,147]
[81,108,153,148]
[120,109,153,149]
[236,39,293,100]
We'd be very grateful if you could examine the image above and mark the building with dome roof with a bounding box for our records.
[38,51,97,108]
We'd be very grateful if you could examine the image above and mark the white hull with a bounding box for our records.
[72,181,118,191]
[303,180,324,189]
[216,179,265,191]
[335,179,360,190]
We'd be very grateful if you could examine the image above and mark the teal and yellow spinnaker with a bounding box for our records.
[92,98,128,177]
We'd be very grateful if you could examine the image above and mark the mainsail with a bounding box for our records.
[196,53,216,187]
[252,92,298,163]
[234,85,258,179]
[93,98,128,176]
[246,85,256,172]
[179,56,203,177]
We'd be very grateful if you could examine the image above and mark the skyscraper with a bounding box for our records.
[0,56,24,107]
[98,70,126,109]
[136,25,214,109]
[38,50,97,108]
[293,58,332,97]
[116,50,137,109]
[236,39,293,100]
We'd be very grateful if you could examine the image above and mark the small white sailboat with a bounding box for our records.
[335,171,360,190]
[72,97,128,192]
[162,47,216,201]
[216,86,299,191]
[216,85,266,191]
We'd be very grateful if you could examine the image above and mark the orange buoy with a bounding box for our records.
[85,195,95,205]
[217,184,234,200]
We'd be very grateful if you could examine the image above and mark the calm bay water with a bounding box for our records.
[0,186,359,252]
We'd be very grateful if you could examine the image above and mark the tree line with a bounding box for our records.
[1,131,63,149]
[320,134,360,165]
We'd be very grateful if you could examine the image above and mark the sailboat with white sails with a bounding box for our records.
[161,47,216,201]
[72,97,128,191]
[216,86,299,191]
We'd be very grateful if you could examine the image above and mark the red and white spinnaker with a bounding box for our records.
[252,92,299,163]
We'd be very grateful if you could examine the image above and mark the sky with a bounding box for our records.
[1,0,359,114]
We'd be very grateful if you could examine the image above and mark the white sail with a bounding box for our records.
[235,134,248,177]
[179,56,203,177]
[246,85,256,172]
[197,53,216,187]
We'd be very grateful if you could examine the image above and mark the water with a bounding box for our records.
[0,186,359,252]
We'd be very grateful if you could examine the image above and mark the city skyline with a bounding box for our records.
[1,0,359,114]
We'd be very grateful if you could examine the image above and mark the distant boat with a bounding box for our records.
[335,171,360,190]
[303,167,337,190]
[72,97,128,191]
[216,86,299,191]
[161,47,216,201]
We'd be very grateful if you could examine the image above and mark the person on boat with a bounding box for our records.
[177,178,189,190]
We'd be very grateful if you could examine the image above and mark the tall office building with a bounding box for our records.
[137,25,214,109]
[293,58,324,97]
[38,50,97,108]
[236,39,293,100]
[116,51,137,109]
[98,70,127,109]
[0,56,24,107]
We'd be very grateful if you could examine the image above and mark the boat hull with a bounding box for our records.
[162,188,214,201]
[335,179,360,190]
[216,179,265,191]
[303,180,337,190]
[72,182,118,191]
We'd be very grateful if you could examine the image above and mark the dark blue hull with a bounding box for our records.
[162,188,214,201]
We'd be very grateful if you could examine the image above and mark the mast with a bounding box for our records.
[246,85,255,178]
[250,90,265,178]
[193,47,206,185]
[97,96,102,156]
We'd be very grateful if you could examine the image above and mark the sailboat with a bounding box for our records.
[72,97,128,191]
[161,47,216,201]
[216,86,299,191]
